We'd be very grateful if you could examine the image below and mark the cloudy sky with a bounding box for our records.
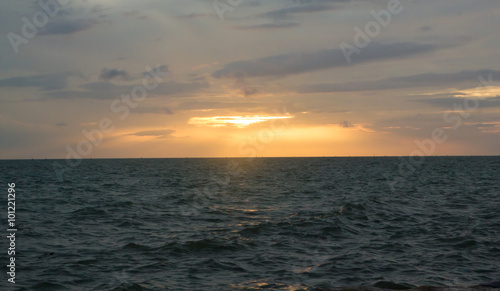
[1,0,500,159]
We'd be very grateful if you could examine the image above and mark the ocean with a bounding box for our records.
[0,157,499,290]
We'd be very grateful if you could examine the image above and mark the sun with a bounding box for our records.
[188,115,293,128]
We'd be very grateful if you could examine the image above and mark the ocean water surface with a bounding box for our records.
[0,157,499,290]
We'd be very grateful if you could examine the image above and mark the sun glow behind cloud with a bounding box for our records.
[454,86,500,98]
[188,115,294,128]
[411,86,500,98]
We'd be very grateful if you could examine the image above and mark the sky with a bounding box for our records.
[1,0,500,159]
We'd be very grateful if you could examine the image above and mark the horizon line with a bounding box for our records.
[1,154,500,161]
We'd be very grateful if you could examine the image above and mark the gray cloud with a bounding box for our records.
[297,70,500,93]
[99,68,130,81]
[128,129,175,138]
[178,13,217,19]
[45,80,209,100]
[212,42,438,79]
[39,19,97,35]
[131,107,174,115]
[235,22,299,30]
[419,25,432,32]
[339,120,353,128]
[242,87,259,97]
[0,72,76,91]
[413,96,500,108]
[262,2,344,20]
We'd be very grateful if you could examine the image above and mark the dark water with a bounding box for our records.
[0,157,499,290]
